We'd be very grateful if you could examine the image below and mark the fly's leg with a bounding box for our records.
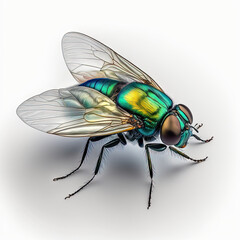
[191,123,213,143]
[53,138,91,181]
[192,134,213,143]
[145,143,167,209]
[118,133,127,145]
[65,138,121,200]
[138,137,144,148]
[169,146,208,163]
[194,123,203,130]
[53,135,109,181]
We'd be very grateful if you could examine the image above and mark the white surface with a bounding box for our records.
[1,0,240,239]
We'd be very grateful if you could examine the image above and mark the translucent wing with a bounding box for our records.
[62,32,164,92]
[17,86,139,137]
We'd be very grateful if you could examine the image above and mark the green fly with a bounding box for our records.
[17,32,213,209]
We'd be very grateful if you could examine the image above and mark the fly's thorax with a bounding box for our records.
[160,104,193,147]
[116,82,173,136]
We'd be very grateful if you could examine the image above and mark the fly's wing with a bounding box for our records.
[17,86,138,137]
[62,32,164,92]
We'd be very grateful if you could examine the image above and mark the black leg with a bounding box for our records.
[194,123,203,130]
[192,134,213,143]
[145,143,167,209]
[138,137,144,148]
[118,133,127,145]
[65,138,121,200]
[53,135,109,181]
[169,146,208,162]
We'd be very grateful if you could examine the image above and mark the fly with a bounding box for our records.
[17,32,213,209]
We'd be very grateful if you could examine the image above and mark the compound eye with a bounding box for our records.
[179,104,193,124]
[160,114,181,145]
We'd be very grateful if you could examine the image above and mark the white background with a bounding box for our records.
[1,0,240,239]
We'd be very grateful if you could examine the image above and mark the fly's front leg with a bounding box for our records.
[191,123,213,143]
[65,138,121,200]
[194,123,203,130]
[53,135,109,181]
[192,134,213,143]
[169,146,207,163]
[145,143,167,209]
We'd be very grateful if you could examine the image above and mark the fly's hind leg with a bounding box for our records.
[65,138,121,200]
[53,135,109,181]
[169,146,208,163]
[145,143,167,209]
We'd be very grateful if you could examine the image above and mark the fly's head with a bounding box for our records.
[160,104,193,148]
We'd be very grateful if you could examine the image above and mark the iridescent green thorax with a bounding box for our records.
[117,82,173,136]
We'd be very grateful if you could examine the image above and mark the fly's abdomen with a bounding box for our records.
[117,82,173,136]
[80,78,125,98]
